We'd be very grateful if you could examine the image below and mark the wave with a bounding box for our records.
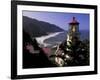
[35,32,63,47]
[34,30,89,48]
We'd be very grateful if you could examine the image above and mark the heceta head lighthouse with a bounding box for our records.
[67,17,80,44]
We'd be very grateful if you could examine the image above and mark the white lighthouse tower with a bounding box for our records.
[67,17,80,44]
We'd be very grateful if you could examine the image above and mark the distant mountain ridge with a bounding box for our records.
[23,16,64,37]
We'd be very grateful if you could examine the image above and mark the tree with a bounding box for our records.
[49,36,89,67]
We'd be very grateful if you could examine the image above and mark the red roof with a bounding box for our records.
[69,17,79,25]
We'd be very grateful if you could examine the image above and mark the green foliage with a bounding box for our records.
[64,38,89,66]
[49,37,89,67]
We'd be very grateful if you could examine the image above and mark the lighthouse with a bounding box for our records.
[52,17,89,66]
[67,17,80,43]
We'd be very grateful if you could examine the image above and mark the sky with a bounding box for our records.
[23,11,89,31]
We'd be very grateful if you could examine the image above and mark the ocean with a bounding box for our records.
[44,30,89,48]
